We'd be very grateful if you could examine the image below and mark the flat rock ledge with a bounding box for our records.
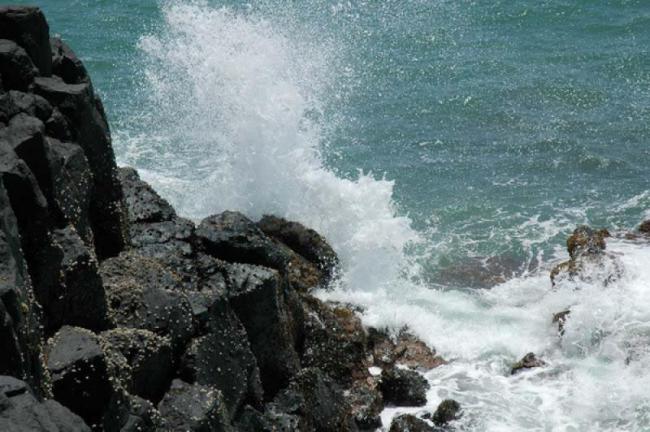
[0,7,446,431]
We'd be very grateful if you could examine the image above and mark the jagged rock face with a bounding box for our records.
[511,352,546,375]
[0,375,91,432]
[0,179,45,395]
[46,326,113,428]
[0,6,52,75]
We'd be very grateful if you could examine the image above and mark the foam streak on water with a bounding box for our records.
[116,2,650,431]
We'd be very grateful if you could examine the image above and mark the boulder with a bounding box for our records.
[257,214,339,286]
[388,414,434,432]
[118,167,175,224]
[100,251,193,352]
[46,107,73,141]
[0,178,45,394]
[157,379,230,432]
[271,368,358,432]
[101,328,173,403]
[46,326,113,427]
[224,262,301,398]
[0,375,91,432]
[379,367,429,407]
[301,296,367,385]
[0,39,37,91]
[0,6,52,75]
[34,74,128,259]
[432,399,462,427]
[48,226,108,332]
[511,352,546,375]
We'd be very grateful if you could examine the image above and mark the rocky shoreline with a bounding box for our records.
[0,6,456,431]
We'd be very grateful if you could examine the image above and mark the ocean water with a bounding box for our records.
[24,0,650,430]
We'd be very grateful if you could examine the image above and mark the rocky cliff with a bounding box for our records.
[0,6,449,432]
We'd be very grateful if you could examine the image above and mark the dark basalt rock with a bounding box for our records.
[103,392,163,432]
[301,295,367,385]
[379,367,429,407]
[271,368,358,432]
[0,39,37,91]
[0,375,91,432]
[118,167,176,224]
[198,211,292,269]
[389,414,434,432]
[511,352,546,375]
[180,289,263,418]
[49,226,108,332]
[34,74,128,259]
[347,381,383,431]
[101,328,173,403]
[157,379,231,432]
[100,251,193,353]
[51,37,88,85]
[46,137,94,246]
[0,178,45,395]
[0,6,52,75]
[46,107,73,141]
[129,217,198,289]
[224,262,302,399]
[46,326,113,428]
[432,399,462,427]
[9,90,52,120]
[258,214,339,286]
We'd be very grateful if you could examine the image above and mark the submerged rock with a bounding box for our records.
[369,328,446,371]
[379,367,429,407]
[432,399,462,427]
[511,352,546,375]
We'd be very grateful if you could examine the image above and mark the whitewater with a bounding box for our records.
[113,2,650,431]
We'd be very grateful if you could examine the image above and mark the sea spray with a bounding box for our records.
[119,1,420,294]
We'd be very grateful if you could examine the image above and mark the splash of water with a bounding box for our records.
[118,1,419,292]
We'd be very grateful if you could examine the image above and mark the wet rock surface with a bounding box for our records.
[389,414,434,432]
[432,399,462,427]
[379,367,430,407]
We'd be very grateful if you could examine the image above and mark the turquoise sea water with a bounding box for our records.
[20,1,650,430]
